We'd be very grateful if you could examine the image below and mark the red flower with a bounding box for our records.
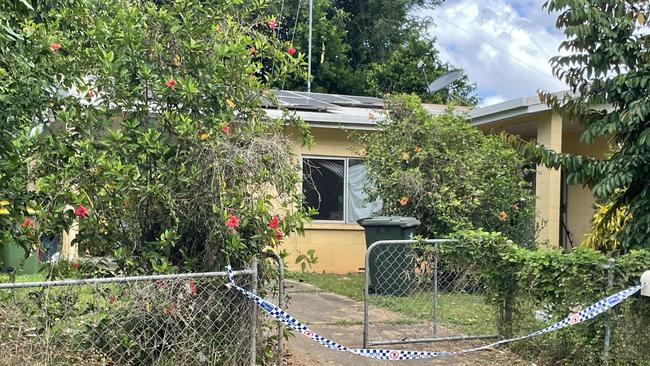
[71,261,79,270]
[287,47,296,56]
[165,79,176,89]
[275,230,284,240]
[50,43,61,51]
[267,215,280,229]
[20,217,34,229]
[109,294,117,304]
[222,123,231,135]
[187,281,198,296]
[226,214,240,228]
[267,19,278,30]
[74,204,89,218]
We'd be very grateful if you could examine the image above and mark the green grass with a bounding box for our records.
[0,273,47,283]
[288,271,497,335]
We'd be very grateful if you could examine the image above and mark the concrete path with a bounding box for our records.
[282,280,529,366]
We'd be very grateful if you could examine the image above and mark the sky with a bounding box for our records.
[423,0,569,106]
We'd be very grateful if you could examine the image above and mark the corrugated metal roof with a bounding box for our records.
[264,90,451,130]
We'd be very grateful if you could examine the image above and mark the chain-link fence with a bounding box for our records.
[363,239,498,347]
[0,269,257,366]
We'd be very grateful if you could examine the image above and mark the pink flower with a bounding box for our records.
[267,19,278,30]
[287,47,296,56]
[222,123,231,135]
[267,215,280,229]
[226,214,240,228]
[50,43,61,51]
[74,204,89,218]
[165,79,176,89]
[275,230,284,240]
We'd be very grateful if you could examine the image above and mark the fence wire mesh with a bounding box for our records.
[0,271,255,366]
[365,240,497,347]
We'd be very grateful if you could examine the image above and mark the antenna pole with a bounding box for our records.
[307,0,313,93]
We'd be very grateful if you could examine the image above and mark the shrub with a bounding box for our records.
[447,230,650,365]
[358,95,536,245]
[1,0,313,272]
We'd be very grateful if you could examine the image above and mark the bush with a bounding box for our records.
[358,95,536,246]
[446,230,650,365]
[1,0,313,273]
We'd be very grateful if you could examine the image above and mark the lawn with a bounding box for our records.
[0,273,46,283]
[287,271,497,335]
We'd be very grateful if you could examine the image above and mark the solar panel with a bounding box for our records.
[303,92,360,105]
[274,90,333,111]
[342,95,384,107]
[307,92,383,108]
[268,89,385,111]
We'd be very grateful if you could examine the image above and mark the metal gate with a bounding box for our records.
[363,239,499,347]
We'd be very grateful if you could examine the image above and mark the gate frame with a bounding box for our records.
[362,239,499,348]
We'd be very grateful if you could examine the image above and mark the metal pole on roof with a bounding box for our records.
[307,0,313,93]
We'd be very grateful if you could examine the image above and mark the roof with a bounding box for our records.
[469,91,571,127]
[469,95,550,127]
[264,90,452,130]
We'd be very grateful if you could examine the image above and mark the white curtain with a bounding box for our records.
[346,162,382,223]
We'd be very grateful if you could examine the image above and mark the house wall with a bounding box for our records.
[473,113,610,248]
[283,127,369,274]
[535,113,563,247]
[280,120,612,273]
[561,131,611,246]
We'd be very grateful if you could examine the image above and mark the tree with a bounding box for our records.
[1,0,312,273]
[508,0,650,251]
[272,0,476,103]
[359,95,536,245]
[366,33,477,105]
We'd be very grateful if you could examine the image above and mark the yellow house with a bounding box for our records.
[272,91,607,274]
[469,94,609,249]
[61,91,603,273]
[266,91,450,274]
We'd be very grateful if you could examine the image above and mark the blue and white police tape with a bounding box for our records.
[225,266,645,361]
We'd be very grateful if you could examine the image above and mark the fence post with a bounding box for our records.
[363,242,373,348]
[603,257,615,364]
[264,252,285,366]
[250,257,258,366]
[432,241,438,337]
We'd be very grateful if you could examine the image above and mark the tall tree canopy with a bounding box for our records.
[509,0,650,251]
[273,0,477,104]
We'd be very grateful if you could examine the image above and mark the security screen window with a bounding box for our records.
[302,157,381,222]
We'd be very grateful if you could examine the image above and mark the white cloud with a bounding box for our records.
[422,0,568,106]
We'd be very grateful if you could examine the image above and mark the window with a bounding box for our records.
[302,157,382,222]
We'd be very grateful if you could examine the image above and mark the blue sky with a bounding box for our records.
[422,0,568,106]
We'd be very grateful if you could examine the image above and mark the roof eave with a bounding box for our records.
[469,96,549,125]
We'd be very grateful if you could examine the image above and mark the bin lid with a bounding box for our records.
[357,216,421,228]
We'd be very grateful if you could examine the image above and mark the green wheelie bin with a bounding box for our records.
[357,216,420,296]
